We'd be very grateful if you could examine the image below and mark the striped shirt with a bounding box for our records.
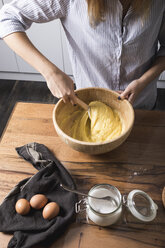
[0,0,165,109]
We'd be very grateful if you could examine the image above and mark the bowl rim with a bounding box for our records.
[52,87,135,146]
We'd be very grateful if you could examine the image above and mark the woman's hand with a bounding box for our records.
[45,68,76,104]
[3,32,77,104]
[118,56,165,104]
[117,79,146,104]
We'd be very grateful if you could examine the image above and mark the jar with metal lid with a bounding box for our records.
[75,184,158,227]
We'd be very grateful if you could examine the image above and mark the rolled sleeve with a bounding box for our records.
[157,10,165,57]
[0,0,71,39]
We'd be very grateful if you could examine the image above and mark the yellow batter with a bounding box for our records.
[59,101,122,142]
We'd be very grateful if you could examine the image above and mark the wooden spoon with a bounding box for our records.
[162,187,165,208]
[74,95,91,117]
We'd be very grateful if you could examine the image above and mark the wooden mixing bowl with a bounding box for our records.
[53,87,134,154]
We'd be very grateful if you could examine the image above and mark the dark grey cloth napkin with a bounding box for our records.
[0,142,77,248]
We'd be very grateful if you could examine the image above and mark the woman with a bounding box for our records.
[0,0,165,109]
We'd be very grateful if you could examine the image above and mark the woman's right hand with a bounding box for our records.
[4,32,76,104]
[45,68,76,104]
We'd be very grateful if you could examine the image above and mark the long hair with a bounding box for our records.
[86,0,151,26]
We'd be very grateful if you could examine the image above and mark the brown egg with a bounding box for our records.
[15,198,31,215]
[30,194,48,209]
[42,202,60,220]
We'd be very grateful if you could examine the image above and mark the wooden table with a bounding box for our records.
[0,102,165,248]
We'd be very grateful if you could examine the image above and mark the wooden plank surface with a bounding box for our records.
[0,80,58,137]
[0,102,165,248]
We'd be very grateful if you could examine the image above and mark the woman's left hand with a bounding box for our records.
[117,56,165,104]
[117,79,145,104]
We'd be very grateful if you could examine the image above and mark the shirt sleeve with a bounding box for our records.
[0,0,71,38]
[157,10,165,57]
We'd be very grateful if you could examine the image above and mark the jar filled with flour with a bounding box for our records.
[75,184,158,227]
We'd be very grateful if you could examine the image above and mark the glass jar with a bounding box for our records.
[75,184,158,227]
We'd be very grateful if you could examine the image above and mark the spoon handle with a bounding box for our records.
[60,184,89,198]
[74,96,89,111]
[60,184,108,201]
[60,184,118,206]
